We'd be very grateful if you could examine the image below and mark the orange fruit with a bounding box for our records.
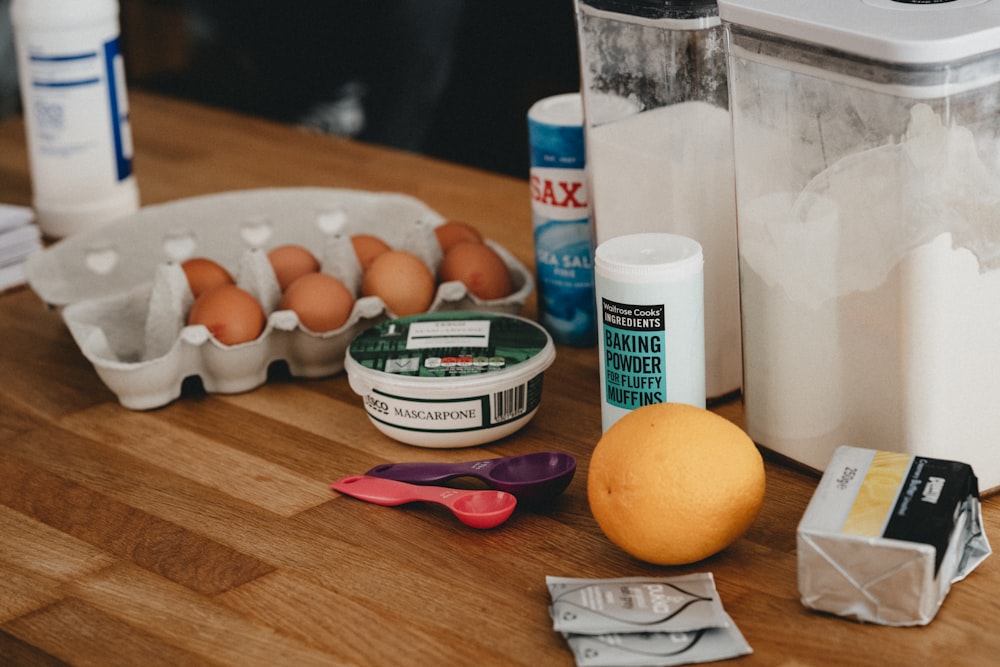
[587,402,765,565]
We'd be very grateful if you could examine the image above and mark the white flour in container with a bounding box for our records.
[586,101,741,398]
[739,104,1000,490]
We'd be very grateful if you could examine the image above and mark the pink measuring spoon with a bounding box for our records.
[331,475,517,529]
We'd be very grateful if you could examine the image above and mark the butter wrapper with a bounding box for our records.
[797,446,991,626]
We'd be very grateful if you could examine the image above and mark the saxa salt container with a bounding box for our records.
[719,0,1000,490]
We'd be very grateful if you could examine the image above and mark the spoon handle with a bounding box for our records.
[332,475,466,507]
[364,459,497,485]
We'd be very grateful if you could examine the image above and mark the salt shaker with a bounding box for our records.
[527,93,597,347]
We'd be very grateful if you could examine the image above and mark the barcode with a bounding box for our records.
[492,384,527,423]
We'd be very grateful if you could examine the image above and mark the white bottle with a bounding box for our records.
[595,233,706,432]
[10,0,139,238]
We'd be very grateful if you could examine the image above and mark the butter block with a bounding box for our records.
[797,445,991,626]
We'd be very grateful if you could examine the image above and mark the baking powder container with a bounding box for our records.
[345,311,556,448]
[527,92,597,347]
[595,233,705,432]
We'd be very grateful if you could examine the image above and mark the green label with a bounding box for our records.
[349,311,549,378]
[602,298,666,410]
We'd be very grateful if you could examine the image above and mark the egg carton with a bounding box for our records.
[26,187,534,410]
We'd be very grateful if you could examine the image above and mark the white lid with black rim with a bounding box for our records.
[718,0,1000,64]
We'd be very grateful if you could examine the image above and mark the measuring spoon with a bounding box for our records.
[331,475,517,529]
[364,451,576,503]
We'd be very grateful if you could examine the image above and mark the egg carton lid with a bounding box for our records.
[718,0,1000,65]
[26,187,447,307]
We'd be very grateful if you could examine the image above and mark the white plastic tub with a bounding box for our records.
[345,311,556,447]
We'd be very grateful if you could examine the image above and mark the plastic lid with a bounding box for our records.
[595,233,703,283]
[718,0,1000,64]
[345,311,555,397]
[580,0,718,20]
[528,93,583,127]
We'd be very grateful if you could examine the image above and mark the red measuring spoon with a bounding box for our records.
[331,475,517,529]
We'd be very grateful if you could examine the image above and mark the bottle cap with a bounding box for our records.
[595,232,703,284]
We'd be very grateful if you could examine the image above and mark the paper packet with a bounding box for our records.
[546,575,751,666]
[546,574,729,634]
[563,615,752,667]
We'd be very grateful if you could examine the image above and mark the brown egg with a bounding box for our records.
[188,284,267,346]
[279,272,356,333]
[362,250,436,316]
[434,220,484,252]
[267,244,320,290]
[350,234,391,271]
[438,241,513,300]
[181,257,234,298]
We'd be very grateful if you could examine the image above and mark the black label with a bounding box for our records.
[883,457,979,574]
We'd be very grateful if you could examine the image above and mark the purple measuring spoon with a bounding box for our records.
[331,475,516,529]
[364,451,576,504]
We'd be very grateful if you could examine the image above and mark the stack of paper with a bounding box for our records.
[0,204,42,292]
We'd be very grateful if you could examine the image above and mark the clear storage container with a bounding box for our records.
[574,0,741,400]
[720,0,1000,490]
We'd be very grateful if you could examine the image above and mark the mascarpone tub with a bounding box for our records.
[345,311,556,447]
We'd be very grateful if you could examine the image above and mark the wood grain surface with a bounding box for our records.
[2,92,999,666]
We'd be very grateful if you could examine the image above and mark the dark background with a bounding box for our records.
[120,1,582,179]
[424,2,581,177]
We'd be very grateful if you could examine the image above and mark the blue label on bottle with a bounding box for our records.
[103,37,132,182]
[25,36,132,184]
[528,111,597,347]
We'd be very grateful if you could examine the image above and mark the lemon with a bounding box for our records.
[587,402,765,565]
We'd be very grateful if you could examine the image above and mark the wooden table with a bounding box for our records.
[1,92,997,666]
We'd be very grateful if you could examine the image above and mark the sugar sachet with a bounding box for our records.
[546,574,729,635]
[563,616,752,667]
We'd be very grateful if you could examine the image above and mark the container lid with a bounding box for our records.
[595,233,703,284]
[528,93,583,128]
[718,0,1000,64]
[345,311,556,396]
[580,0,718,20]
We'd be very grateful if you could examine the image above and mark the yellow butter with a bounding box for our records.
[797,446,991,626]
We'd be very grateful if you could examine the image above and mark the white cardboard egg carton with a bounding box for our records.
[26,188,534,410]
